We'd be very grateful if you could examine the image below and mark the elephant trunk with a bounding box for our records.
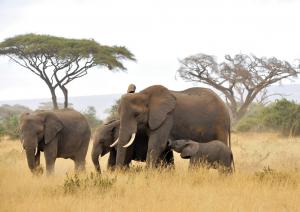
[91,147,102,173]
[116,122,137,166]
[25,148,37,172]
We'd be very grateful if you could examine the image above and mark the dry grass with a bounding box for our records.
[0,133,300,212]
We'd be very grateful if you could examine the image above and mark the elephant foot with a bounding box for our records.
[32,166,44,176]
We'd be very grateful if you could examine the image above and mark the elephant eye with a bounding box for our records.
[134,111,140,117]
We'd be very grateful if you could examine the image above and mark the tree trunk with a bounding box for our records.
[50,88,59,110]
[61,86,68,108]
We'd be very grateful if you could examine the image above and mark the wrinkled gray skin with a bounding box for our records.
[20,109,91,175]
[168,140,234,172]
[116,85,231,168]
[91,120,174,172]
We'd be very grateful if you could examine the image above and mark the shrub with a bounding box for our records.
[82,106,103,132]
[254,166,296,186]
[234,104,265,132]
[235,99,300,136]
[261,99,300,136]
[0,104,31,139]
[63,172,117,194]
[0,114,20,139]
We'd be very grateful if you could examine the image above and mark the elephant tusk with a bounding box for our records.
[123,133,136,148]
[110,138,119,147]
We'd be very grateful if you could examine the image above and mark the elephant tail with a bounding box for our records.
[228,124,232,149]
[231,153,235,173]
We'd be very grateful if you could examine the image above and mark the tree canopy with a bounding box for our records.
[0,34,136,109]
[177,53,300,122]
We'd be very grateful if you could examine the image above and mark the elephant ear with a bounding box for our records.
[148,88,176,130]
[44,113,63,144]
[180,143,198,159]
[105,120,120,139]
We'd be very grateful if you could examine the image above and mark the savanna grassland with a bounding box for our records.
[0,133,300,212]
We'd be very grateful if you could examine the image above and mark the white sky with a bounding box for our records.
[0,0,300,100]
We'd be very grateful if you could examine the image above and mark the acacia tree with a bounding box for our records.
[0,34,135,109]
[177,53,299,122]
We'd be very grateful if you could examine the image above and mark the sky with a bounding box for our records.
[0,0,300,100]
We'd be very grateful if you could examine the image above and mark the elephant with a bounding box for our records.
[168,139,234,173]
[91,119,174,173]
[112,85,231,168]
[19,109,91,175]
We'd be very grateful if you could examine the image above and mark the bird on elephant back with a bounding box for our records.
[111,84,231,168]
[19,109,91,175]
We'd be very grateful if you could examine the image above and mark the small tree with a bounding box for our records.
[104,99,120,122]
[0,34,135,109]
[177,53,299,122]
[0,104,31,139]
[82,106,103,131]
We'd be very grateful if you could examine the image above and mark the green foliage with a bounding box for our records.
[0,104,31,120]
[0,34,135,109]
[0,33,135,70]
[261,99,300,136]
[235,99,300,136]
[63,172,117,194]
[82,106,103,131]
[0,104,31,139]
[234,104,265,132]
[105,99,120,122]
[1,115,20,139]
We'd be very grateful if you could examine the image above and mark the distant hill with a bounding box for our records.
[0,94,121,119]
[0,84,299,119]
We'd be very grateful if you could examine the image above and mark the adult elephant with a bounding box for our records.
[113,85,231,168]
[19,109,91,175]
[91,119,174,173]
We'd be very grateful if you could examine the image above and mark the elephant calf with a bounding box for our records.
[168,140,234,173]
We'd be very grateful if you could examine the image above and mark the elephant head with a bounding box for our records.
[114,85,176,165]
[91,120,120,172]
[19,112,63,173]
[168,140,197,159]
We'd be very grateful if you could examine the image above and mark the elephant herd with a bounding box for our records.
[19,84,234,175]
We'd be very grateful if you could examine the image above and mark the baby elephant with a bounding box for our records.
[168,140,235,173]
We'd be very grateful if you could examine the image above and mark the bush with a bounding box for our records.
[261,99,300,136]
[254,166,296,186]
[104,99,120,122]
[63,172,117,194]
[235,99,300,136]
[0,114,20,139]
[82,106,103,132]
[0,104,31,139]
[235,104,265,132]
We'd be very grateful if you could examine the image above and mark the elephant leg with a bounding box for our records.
[147,117,172,168]
[107,149,117,171]
[159,149,174,168]
[44,139,57,175]
[75,141,89,172]
[74,159,86,172]
[44,153,56,175]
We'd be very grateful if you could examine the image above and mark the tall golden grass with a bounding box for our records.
[0,133,299,212]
